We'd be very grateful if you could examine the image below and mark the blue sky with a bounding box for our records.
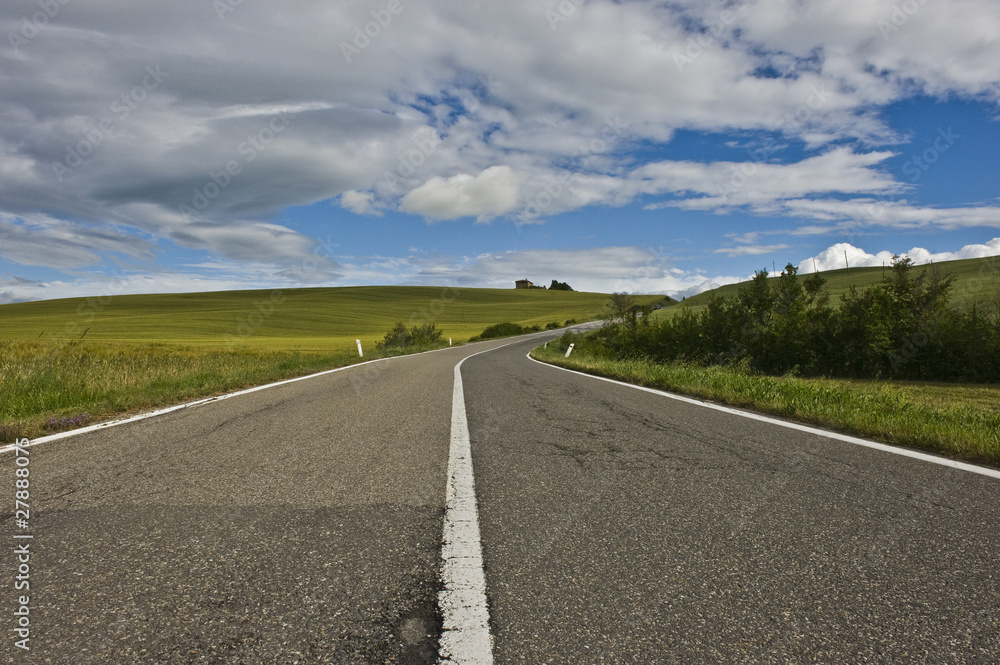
[1,0,999,302]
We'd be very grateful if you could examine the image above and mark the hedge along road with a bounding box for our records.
[3,329,999,663]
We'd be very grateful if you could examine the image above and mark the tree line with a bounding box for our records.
[593,257,1000,383]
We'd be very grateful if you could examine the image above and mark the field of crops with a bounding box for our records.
[0,286,664,439]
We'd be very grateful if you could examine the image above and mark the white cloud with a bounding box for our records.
[797,237,1000,273]
[340,190,382,216]
[2,0,1000,300]
[0,214,153,269]
[781,199,1000,230]
[714,244,793,258]
[642,148,901,212]
[407,246,743,297]
[400,165,523,221]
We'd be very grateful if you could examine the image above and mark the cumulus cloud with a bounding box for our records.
[400,166,523,221]
[797,238,1000,273]
[340,190,382,216]
[2,0,1000,298]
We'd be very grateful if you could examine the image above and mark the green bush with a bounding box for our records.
[375,322,443,351]
[476,322,527,339]
[590,257,999,383]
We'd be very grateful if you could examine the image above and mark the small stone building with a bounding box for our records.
[514,279,533,289]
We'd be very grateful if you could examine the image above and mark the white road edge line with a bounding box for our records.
[527,351,1000,481]
[0,343,465,456]
[437,347,505,665]
[0,326,590,456]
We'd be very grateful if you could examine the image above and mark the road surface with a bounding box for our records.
[3,333,999,663]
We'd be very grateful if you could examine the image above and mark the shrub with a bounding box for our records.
[375,322,443,351]
[476,322,527,339]
[583,256,999,383]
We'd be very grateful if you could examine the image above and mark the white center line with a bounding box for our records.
[438,354,495,664]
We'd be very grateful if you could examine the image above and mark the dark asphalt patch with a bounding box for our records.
[11,505,443,664]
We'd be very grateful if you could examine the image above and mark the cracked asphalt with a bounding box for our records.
[1,343,505,664]
[3,332,999,663]
[462,338,1000,664]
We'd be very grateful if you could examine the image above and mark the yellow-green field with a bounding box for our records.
[0,286,663,439]
[0,285,662,350]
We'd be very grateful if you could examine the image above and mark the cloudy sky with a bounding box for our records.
[2,0,1000,303]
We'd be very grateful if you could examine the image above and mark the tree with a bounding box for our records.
[606,292,635,324]
[549,279,573,291]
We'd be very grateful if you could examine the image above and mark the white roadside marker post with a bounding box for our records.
[449,338,452,346]
[356,339,363,357]
[564,343,574,358]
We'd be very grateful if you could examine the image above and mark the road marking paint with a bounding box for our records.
[527,352,1000,481]
[438,353,495,664]
[0,330,570,456]
[0,342,477,455]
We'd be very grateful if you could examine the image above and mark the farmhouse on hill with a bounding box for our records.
[514,279,533,289]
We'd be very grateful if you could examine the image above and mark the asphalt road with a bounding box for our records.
[3,332,999,663]
[464,338,1000,663]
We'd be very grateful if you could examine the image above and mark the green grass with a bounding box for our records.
[531,343,1000,467]
[0,285,661,350]
[658,255,1000,320]
[0,286,663,439]
[0,340,371,440]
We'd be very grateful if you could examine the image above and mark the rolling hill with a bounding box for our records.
[658,255,1000,319]
[0,286,665,351]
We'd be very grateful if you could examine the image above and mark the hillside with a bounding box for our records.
[0,286,664,351]
[658,255,1000,319]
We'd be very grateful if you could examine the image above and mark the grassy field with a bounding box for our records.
[0,286,662,440]
[658,254,1000,319]
[531,343,1000,467]
[0,285,661,350]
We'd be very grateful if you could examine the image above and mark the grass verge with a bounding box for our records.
[0,339,447,441]
[530,342,1000,468]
